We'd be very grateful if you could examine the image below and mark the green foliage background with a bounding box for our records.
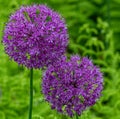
[0,0,120,119]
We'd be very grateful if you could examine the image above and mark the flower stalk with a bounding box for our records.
[29,68,33,119]
[76,113,79,119]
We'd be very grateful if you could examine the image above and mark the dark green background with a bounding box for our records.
[0,0,120,119]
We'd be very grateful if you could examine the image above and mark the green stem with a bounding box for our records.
[76,113,79,119]
[29,68,33,119]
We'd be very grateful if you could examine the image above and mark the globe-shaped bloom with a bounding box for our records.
[42,56,103,117]
[3,5,68,68]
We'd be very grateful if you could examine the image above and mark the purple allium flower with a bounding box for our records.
[42,55,103,117]
[3,5,68,68]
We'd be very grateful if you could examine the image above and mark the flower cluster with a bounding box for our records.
[3,5,68,68]
[42,56,103,117]
[3,4,103,118]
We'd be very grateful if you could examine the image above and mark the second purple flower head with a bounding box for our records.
[42,55,103,117]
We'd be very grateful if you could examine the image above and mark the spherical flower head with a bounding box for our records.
[42,55,103,117]
[3,5,68,68]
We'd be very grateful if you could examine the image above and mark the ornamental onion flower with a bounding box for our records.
[42,55,103,117]
[3,5,68,69]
